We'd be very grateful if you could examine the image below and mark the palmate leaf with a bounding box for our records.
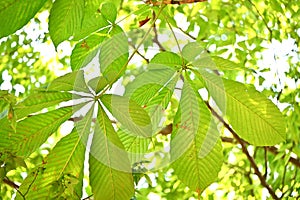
[0,0,47,38]
[16,105,94,200]
[49,0,85,47]
[199,70,286,146]
[171,77,223,192]
[119,52,180,162]
[14,91,72,119]
[15,106,74,157]
[89,103,134,200]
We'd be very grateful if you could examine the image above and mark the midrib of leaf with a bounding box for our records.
[57,104,94,179]
[185,82,201,189]
[200,70,282,139]
[99,103,116,199]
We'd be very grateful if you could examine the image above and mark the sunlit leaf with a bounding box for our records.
[73,0,110,40]
[16,130,86,200]
[101,2,117,23]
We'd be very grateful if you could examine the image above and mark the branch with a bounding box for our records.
[177,27,196,40]
[221,136,300,169]
[204,101,279,200]
[3,177,19,190]
[3,177,26,199]
[128,41,149,63]
[152,11,166,51]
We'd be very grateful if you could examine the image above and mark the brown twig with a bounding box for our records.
[152,12,166,51]
[3,177,26,199]
[221,136,300,169]
[128,41,149,63]
[3,177,19,189]
[177,27,196,40]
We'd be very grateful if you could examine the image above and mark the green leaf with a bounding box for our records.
[0,0,47,38]
[14,92,72,119]
[171,77,223,192]
[71,33,106,71]
[100,94,152,137]
[121,64,178,162]
[199,70,286,146]
[47,71,90,93]
[49,0,85,47]
[16,130,86,200]
[150,51,184,69]
[270,1,283,13]
[73,0,110,41]
[99,26,129,84]
[15,106,73,157]
[0,167,5,183]
[101,2,117,23]
[89,103,134,200]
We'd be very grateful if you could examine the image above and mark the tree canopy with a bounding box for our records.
[0,0,299,199]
